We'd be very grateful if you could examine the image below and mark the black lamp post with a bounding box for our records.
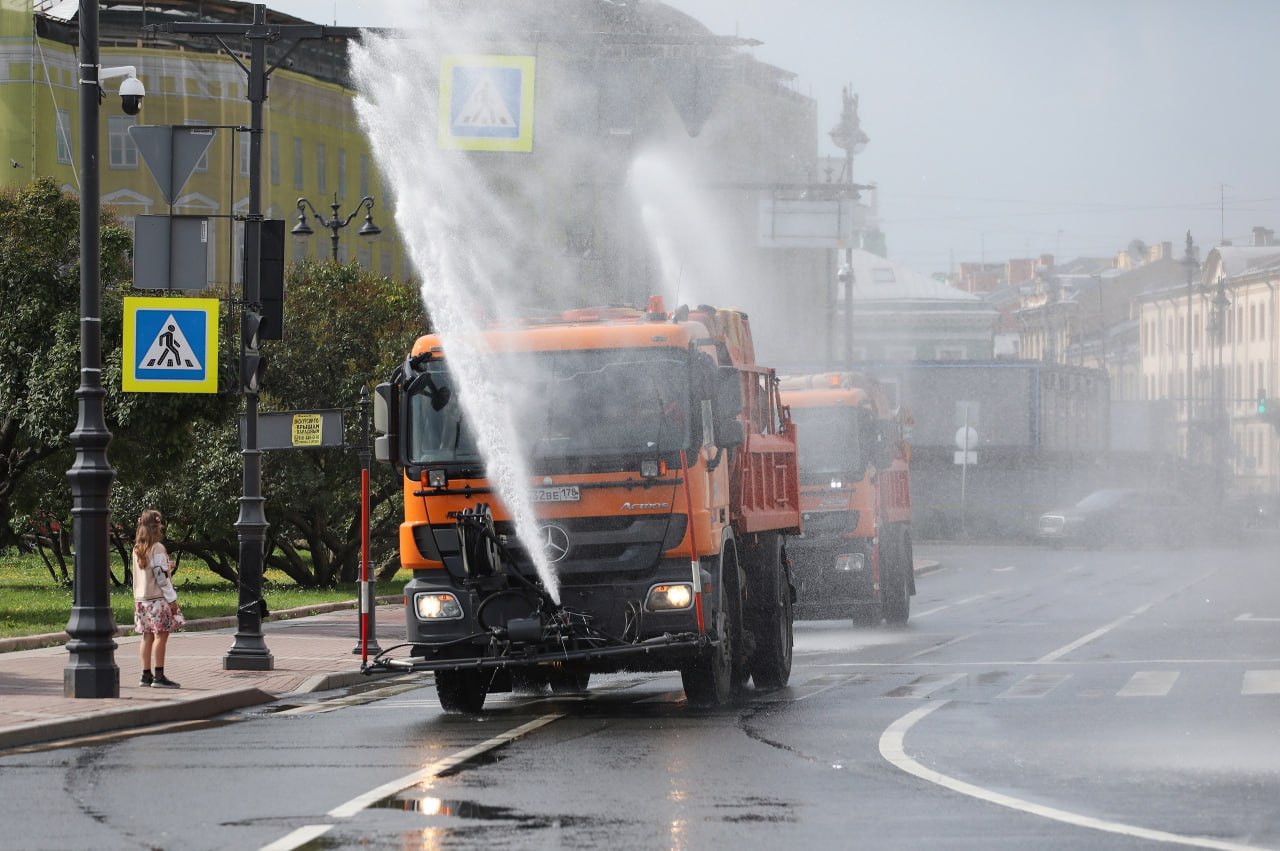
[292,194,381,262]
[152,5,365,671]
[1182,232,1199,461]
[64,0,119,698]
[1208,278,1232,503]
[828,85,868,370]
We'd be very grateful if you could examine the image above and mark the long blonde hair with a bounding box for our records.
[133,509,164,565]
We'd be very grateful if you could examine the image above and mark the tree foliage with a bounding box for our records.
[138,260,427,587]
[256,260,426,585]
[2,180,425,590]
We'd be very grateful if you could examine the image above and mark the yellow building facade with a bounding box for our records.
[0,1,405,286]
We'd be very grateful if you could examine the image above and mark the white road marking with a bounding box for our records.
[996,672,1070,699]
[259,713,565,851]
[1036,570,1214,663]
[776,673,869,702]
[260,825,333,851]
[1117,671,1180,697]
[914,590,999,619]
[1242,670,1280,695]
[327,713,564,818]
[880,702,1271,851]
[882,672,965,699]
[992,565,1016,572]
[907,633,975,659]
[1236,613,1280,622]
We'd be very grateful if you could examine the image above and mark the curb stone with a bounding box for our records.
[0,688,273,750]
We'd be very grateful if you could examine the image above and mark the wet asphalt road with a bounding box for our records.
[1,538,1277,850]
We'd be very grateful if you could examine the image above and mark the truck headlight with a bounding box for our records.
[426,468,448,488]
[834,553,866,572]
[646,583,694,610]
[414,592,463,619]
[829,477,843,489]
[640,459,660,478]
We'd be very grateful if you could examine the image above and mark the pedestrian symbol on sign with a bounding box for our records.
[455,77,516,130]
[123,296,219,394]
[439,54,536,152]
[141,316,200,369]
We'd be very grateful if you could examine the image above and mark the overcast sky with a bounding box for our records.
[269,0,1280,275]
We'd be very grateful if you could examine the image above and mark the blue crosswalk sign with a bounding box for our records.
[439,55,536,152]
[123,297,219,393]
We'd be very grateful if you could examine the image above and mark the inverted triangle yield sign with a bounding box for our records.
[659,57,730,138]
[129,125,215,205]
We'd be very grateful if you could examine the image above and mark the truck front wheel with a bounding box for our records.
[435,669,488,713]
[681,556,737,707]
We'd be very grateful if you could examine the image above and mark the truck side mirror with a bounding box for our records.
[373,382,399,465]
[857,405,888,470]
[713,366,745,448]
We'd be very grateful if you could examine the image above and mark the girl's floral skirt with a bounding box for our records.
[134,599,185,634]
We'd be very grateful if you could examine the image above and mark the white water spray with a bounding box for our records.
[350,22,563,601]
[628,149,740,309]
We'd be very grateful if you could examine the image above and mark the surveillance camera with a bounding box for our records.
[119,76,144,115]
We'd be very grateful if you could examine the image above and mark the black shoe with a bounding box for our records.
[140,672,153,687]
[150,675,180,689]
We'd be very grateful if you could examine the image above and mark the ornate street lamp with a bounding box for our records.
[292,194,381,262]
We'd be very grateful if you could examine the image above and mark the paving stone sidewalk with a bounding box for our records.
[0,601,406,750]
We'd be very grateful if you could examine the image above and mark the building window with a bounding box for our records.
[184,119,209,172]
[293,137,303,190]
[316,143,327,194]
[56,109,73,164]
[935,347,966,360]
[107,116,138,168]
[337,148,347,199]
[270,131,280,185]
[360,154,370,198]
[239,131,250,177]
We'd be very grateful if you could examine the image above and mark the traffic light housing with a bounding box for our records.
[1260,388,1280,432]
[259,219,285,341]
[240,308,267,395]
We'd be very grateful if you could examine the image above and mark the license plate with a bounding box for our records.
[532,485,580,503]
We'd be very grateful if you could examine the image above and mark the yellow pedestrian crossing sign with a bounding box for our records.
[439,55,536,152]
[123,297,219,393]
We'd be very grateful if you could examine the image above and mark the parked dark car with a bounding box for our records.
[1227,492,1280,530]
[1036,488,1209,548]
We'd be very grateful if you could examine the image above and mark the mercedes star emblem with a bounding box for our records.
[538,523,571,563]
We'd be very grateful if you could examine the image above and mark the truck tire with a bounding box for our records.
[681,554,737,707]
[435,669,488,713]
[747,534,793,689]
[883,530,911,627]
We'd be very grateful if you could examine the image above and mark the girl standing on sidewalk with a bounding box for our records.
[133,509,184,688]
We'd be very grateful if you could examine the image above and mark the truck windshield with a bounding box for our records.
[789,406,863,480]
[405,348,691,465]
